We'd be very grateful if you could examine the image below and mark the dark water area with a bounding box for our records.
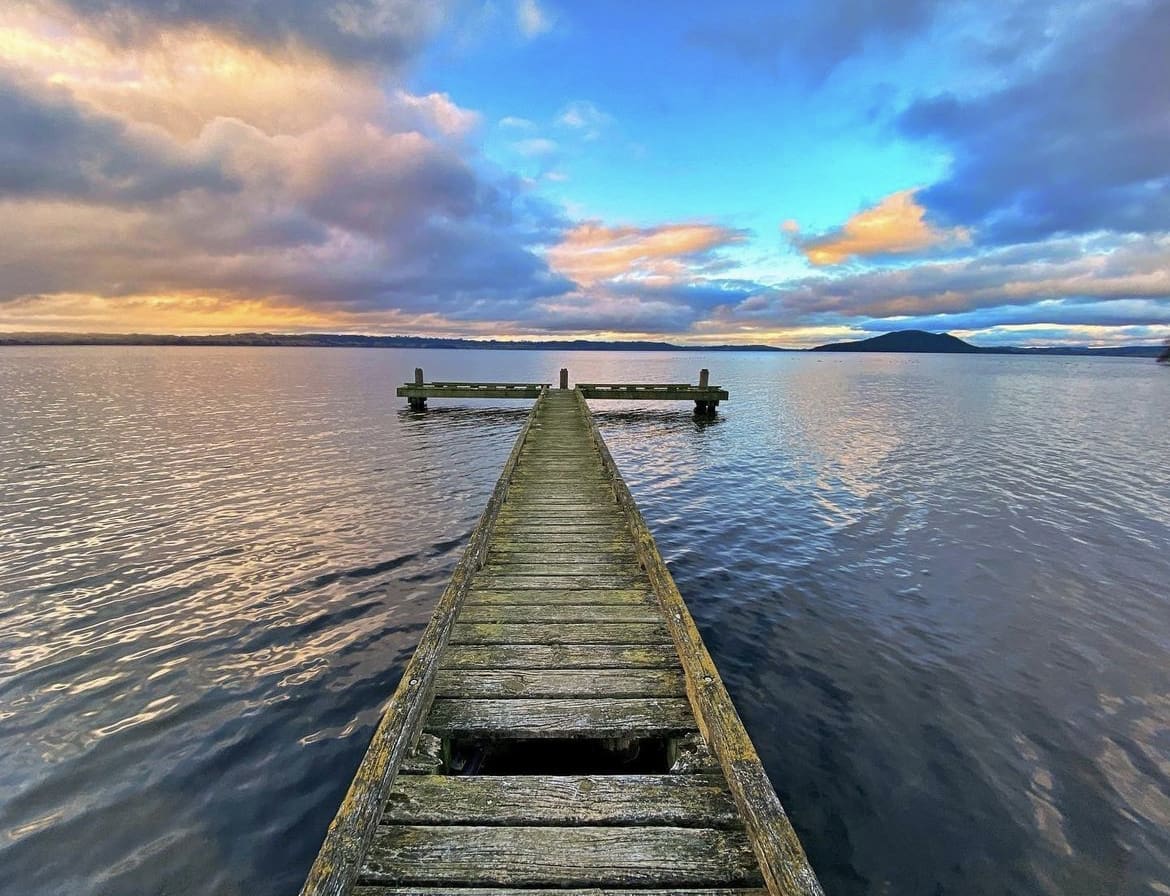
[1,346,1168,896]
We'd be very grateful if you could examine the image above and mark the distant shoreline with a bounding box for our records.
[0,333,789,352]
[0,330,1164,358]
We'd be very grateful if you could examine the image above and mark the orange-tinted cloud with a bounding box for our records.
[0,7,566,330]
[793,189,970,265]
[548,221,747,286]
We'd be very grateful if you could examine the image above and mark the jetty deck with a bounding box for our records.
[302,381,821,895]
[396,367,729,415]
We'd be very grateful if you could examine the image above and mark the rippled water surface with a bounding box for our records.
[1,347,1168,895]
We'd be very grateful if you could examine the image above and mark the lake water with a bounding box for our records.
[1,346,1168,895]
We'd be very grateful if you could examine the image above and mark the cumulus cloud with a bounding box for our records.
[492,221,764,335]
[0,71,234,202]
[0,7,571,330]
[548,221,748,286]
[902,0,1170,243]
[711,234,1170,332]
[2,1,1165,345]
[790,190,970,265]
[690,0,943,82]
[44,0,455,67]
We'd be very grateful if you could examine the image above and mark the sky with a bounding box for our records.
[0,0,1167,347]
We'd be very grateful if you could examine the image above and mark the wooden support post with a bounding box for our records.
[408,368,427,410]
[559,368,569,390]
[696,369,715,416]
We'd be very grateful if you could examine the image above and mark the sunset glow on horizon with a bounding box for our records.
[1,1,1167,348]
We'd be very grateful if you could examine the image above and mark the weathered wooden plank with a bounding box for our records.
[442,644,679,670]
[465,589,654,605]
[493,505,613,512]
[500,491,609,498]
[514,457,599,461]
[491,525,625,536]
[576,385,729,401]
[425,698,696,738]
[501,482,608,490]
[433,668,685,698]
[506,486,611,493]
[486,538,631,552]
[575,382,693,389]
[496,509,622,519]
[575,388,824,896]
[356,889,766,895]
[397,386,545,399]
[508,474,607,480]
[502,505,615,513]
[472,575,644,590]
[487,540,632,552]
[480,562,635,578]
[380,774,736,826]
[450,622,671,645]
[361,826,761,887]
[486,550,638,563]
[491,524,631,538]
[457,603,660,623]
[505,490,607,497]
[510,471,605,476]
[427,382,548,388]
[299,390,550,896]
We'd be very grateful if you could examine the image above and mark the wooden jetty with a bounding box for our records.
[301,373,821,896]
[397,367,729,415]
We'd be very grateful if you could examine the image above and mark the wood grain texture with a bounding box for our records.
[576,384,729,401]
[424,697,697,738]
[575,388,824,896]
[487,541,632,554]
[480,561,633,577]
[380,774,738,826]
[441,644,680,670]
[433,668,685,698]
[450,622,671,645]
[356,888,767,895]
[457,603,661,624]
[361,825,762,888]
[396,385,546,399]
[299,389,549,896]
[472,575,645,590]
[485,551,639,563]
[464,589,655,605]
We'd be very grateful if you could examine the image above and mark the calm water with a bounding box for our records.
[1,347,1168,895]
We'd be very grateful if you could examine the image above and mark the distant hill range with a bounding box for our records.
[812,329,1165,358]
[0,332,789,352]
[0,329,1163,357]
